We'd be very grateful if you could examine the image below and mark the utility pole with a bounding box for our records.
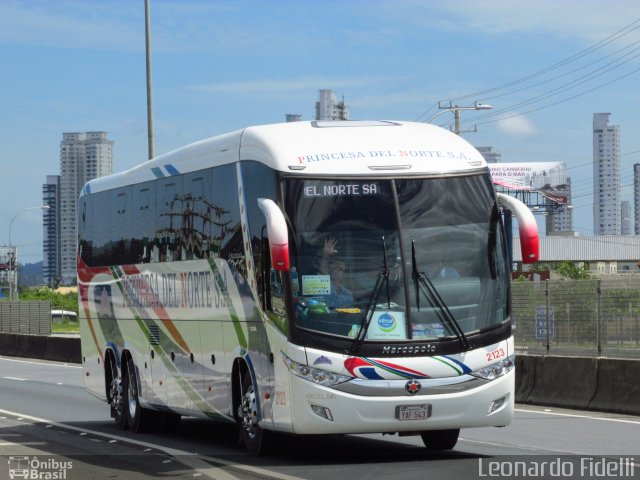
[145,0,155,160]
[426,102,492,135]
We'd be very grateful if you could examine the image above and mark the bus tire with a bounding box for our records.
[106,352,127,430]
[124,355,153,433]
[420,429,460,450]
[237,370,270,455]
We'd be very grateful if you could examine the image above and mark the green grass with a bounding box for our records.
[52,320,80,334]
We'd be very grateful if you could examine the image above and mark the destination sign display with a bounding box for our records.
[303,182,379,198]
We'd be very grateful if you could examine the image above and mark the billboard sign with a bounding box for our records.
[489,162,569,205]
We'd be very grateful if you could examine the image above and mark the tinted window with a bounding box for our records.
[211,163,243,261]
[156,176,184,262]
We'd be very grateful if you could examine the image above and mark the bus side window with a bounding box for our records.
[241,161,288,332]
[156,177,183,262]
[211,164,243,262]
[133,182,155,263]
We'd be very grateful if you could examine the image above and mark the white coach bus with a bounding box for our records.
[78,120,538,454]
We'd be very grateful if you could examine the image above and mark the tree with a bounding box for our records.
[14,288,78,315]
[554,261,592,280]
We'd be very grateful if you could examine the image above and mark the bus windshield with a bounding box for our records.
[283,174,510,343]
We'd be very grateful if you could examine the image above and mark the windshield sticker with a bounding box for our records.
[303,183,379,197]
[412,322,446,339]
[366,311,407,340]
[301,275,331,295]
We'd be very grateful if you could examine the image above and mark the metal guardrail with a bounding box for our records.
[513,278,640,358]
[0,301,52,335]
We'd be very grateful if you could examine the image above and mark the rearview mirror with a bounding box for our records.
[257,198,290,271]
[497,193,539,264]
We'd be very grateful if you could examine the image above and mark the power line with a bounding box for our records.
[442,17,640,103]
[470,66,640,129]
[465,48,640,124]
[426,17,640,132]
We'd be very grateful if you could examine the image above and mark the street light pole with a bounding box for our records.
[426,102,492,135]
[145,0,155,160]
[8,205,50,301]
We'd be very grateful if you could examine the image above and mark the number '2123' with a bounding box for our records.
[486,348,506,362]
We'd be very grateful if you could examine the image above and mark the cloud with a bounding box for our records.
[400,0,640,43]
[0,1,141,51]
[496,115,538,136]
[188,77,398,94]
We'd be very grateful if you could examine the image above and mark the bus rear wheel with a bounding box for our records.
[420,429,460,450]
[124,355,155,433]
[106,353,127,430]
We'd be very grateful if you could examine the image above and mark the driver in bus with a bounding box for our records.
[320,237,353,309]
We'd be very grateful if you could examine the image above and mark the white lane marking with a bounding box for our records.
[1,377,27,381]
[0,442,47,446]
[515,407,640,425]
[0,408,304,480]
[0,356,82,369]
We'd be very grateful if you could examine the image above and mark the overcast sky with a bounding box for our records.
[2,0,640,262]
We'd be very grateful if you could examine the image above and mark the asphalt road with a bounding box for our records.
[0,355,638,480]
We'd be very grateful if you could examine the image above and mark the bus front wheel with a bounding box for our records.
[420,429,460,450]
[237,370,269,455]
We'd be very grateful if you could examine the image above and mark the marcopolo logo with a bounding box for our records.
[8,456,73,480]
[377,313,397,332]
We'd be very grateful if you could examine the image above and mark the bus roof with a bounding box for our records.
[81,121,486,196]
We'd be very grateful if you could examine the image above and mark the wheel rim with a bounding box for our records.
[127,367,138,420]
[240,383,258,439]
[108,358,123,415]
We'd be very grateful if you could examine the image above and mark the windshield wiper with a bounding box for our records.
[411,239,470,351]
[345,236,391,355]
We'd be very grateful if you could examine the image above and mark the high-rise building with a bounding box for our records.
[621,201,632,235]
[546,178,574,235]
[48,132,113,284]
[476,146,502,164]
[42,175,61,287]
[315,89,349,121]
[634,164,640,235]
[593,113,620,235]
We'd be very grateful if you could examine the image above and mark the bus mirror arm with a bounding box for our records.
[257,198,290,271]
[496,193,539,264]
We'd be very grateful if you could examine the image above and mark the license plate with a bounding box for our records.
[395,404,432,421]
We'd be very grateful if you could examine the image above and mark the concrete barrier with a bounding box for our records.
[0,333,18,357]
[515,354,539,403]
[517,354,640,416]
[588,358,640,416]
[0,333,81,364]
[44,336,82,363]
[527,356,598,409]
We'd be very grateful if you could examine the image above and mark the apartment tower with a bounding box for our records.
[42,175,61,287]
[315,89,349,121]
[593,113,621,235]
[52,132,113,284]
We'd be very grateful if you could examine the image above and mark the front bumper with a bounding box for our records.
[280,369,514,435]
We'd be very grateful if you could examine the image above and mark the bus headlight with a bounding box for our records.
[470,354,515,380]
[282,354,352,387]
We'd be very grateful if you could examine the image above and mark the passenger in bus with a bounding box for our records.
[320,237,353,308]
[428,249,460,280]
[324,260,353,308]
